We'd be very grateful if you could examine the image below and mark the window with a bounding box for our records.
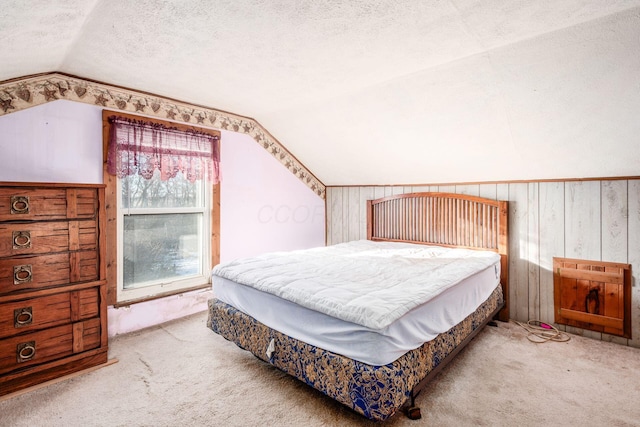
[103,112,220,305]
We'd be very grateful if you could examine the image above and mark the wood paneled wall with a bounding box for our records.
[326,180,640,348]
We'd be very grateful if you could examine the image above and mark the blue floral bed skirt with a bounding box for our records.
[207,285,503,421]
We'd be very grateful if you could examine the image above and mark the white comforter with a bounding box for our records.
[212,240,500,331]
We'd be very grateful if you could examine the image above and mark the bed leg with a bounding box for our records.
[404,392,422,420]
[405,406,422,420]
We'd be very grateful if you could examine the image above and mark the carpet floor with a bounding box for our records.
[1,311,639,426]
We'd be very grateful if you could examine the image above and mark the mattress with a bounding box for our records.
[212,240,501,329]
[213,241,501,365]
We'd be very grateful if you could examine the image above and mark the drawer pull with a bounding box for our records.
[14,307,33,327]
[10,196,30,214]
[13,264,33,284]
[17,341,36,362]
[12,230,31,249]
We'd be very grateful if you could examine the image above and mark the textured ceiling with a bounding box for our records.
[1,1,640,185]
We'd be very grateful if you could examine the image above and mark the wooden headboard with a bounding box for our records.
[366,192,509,321]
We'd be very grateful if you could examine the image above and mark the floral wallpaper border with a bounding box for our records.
[0,73,325,199]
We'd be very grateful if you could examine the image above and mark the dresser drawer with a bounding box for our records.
[0,251,99,294]
[0,317,102,375]
[0,187,98,222]
[0,287,100,339]
[0,220,98,258]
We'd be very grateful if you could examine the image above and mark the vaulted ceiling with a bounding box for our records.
[2,1,639,186]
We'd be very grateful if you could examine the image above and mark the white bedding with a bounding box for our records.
[212,240,501,330]
[211,240,501,365]
[213,264,500,365]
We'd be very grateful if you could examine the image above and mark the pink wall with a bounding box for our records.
[220,130,325,262]
[0,100,326,335]
[0,100,103,183]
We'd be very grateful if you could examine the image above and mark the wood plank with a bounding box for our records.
[438,185,455,193]
[342,187,349,242]
[67,221,80,251]
[539,182,564,325]
[77,287,100,319]
[72,322,84,353]
[66,189,77,218]
[565,181,601,260]
[329,188,343,245]
[455,184,480,196]
[391,186,404,196]
[528,183,540,321]
[325,187,332,245]
[508,183,528,322]
[603,281,621,320]
[479,184,498,201]
[628,179,640,346]
[559,308,623,329]
[79,318,101,351]
[373,187,386,200]
[575,267,591,313]
[601,180,628,264]
[75,189,100,218]
[98,283,108,348]
[69,290,80,322]
[559,275,577,311]
[69,252,81,283]
[103,171,118,306]
[556,267,623,284]
[347,187,360,242]
[359,187,375,240]
[496,184,510,320]
[211,182,220,268]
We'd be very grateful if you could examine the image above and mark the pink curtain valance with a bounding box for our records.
[106,116,220,183]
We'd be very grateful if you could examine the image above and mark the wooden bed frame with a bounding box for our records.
[208,192,509,421]
[367,192,509,322]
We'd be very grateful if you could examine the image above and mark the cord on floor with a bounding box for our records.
[512,320,571,343]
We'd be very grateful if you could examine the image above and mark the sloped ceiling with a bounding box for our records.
[1,1,639,186]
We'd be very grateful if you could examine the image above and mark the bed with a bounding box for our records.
[207,192,509,421]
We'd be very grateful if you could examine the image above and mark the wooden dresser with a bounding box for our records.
[0,182,108,396]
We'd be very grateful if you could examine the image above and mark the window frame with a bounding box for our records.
[102,110,220,306]
[116,178,211,302]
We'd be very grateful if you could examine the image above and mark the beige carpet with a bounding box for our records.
[2,311,639,427]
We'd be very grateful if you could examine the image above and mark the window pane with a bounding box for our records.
[121,171,203,209]
[123,213,202,289]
